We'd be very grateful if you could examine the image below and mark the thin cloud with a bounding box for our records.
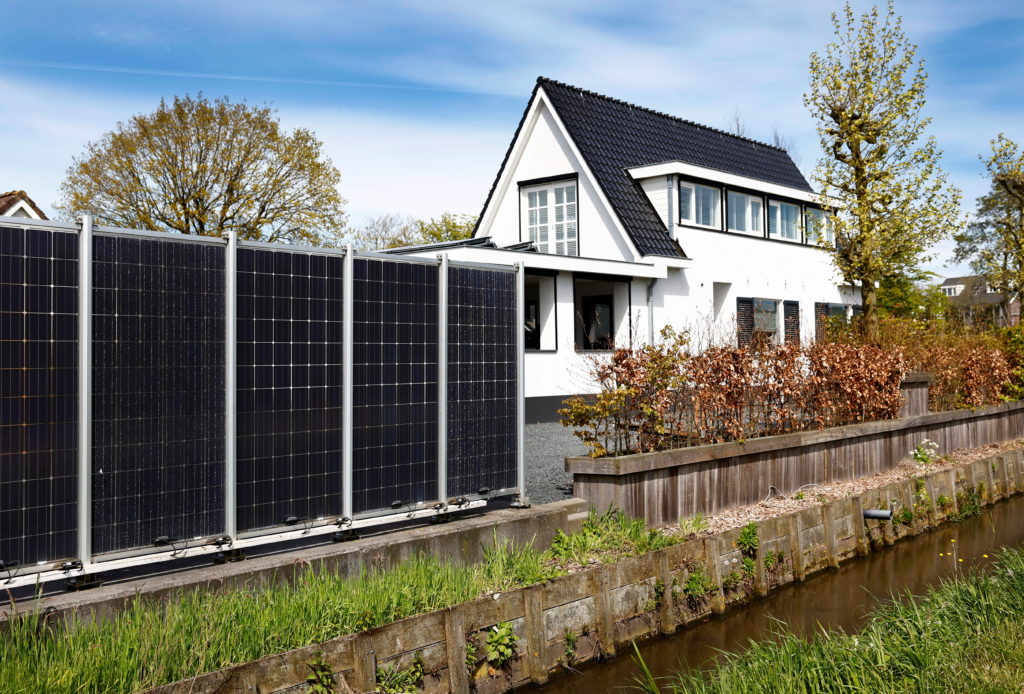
[0,60,505,96]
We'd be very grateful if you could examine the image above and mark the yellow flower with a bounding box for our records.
[983,554,989,558]
[939,553,944,557]
[958,559,963,563]
[951,539,956,543]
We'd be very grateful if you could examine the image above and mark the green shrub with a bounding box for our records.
[485,623,517,668]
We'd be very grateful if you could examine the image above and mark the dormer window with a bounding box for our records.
[679,181,721,228]
[523,181,578,256]
[768,200,801,242]
[726,191,763,236]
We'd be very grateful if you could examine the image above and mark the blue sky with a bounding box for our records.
[3,1,1024,277]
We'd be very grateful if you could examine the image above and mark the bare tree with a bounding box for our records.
[348,213,417,251]
[725,107,748,137]
[59,94,347,246]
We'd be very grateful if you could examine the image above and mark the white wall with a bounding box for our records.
[479,92,638,262]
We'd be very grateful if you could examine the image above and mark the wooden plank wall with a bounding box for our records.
[570,401,1024,526]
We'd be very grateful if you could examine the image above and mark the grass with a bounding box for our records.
[0,508,679,694]
[645,546,1024,693]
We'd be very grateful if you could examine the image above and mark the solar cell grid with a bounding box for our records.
[91,236,225,555]
[446,266,518,497]
[235,247,345,532]
[352,259,439,513]
[0,226,78,567]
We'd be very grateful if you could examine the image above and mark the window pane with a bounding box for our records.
[751,200,762,231]
[555,187,564,205]
[680,184,692,221]
[566,186,576,203]
[528,191,537,208]
[538,190,547,206]
[753,299,777,331]
[728,191,745,231]
[768,203,778,236]
[566,202,576,221]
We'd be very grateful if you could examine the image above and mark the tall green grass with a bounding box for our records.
[653,546,1024,693]
[1,508,671,693]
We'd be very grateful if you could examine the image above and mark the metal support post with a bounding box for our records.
[342,244,355,521]
[437,254,449,503]
[224,231,237,540]
[76,215,94,564]
[512,263,529,508]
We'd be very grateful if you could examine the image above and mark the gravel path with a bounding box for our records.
[525,422,589,505]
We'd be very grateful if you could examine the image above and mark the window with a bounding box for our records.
[768,200,801,241]
[727,191,763,235]
[524,182,577,256]
[942,286,958,297]
[574,276,628,350]
[680,182,721,228]
[805,207,834,245]
[524,273,556,351]
[753,298,779,344]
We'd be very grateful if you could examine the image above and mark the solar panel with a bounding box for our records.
[446,266,518,496]
[0,226,78,567]
[351,258,439,514]
[235,247,345,532]
[91,236,226,555]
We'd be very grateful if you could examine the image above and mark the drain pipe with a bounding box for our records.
[647,278,656,345]
[863,509,893,521]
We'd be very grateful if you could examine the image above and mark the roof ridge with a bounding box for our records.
[536,76,788,153]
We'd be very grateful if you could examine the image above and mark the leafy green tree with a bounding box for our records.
[414,212,477,245]
[804,1,962,341]
[58,94,347,245]
[876,273,947,320]
[953,134,1024,322]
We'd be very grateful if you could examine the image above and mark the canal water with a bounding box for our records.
[539,494,1024,693]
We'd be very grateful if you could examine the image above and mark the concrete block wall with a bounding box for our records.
[140,448,1024,694]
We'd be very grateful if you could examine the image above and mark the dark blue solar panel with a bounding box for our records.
[446,266,518,496]
[0,226,78,566]
[351,258,438,514]
[235,248,345,531]
[91,235,225,555]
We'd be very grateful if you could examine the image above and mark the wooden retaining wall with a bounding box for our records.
[141,448,1024,694]
[567,399,1024,526]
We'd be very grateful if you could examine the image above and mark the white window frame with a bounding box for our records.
[768,199,802,242]
[679,181,721,229]
[805,207,834,246]
[726,190,763,236]
[522,180,578,256]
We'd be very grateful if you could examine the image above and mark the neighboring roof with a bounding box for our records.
[477,77,811,258]
[0,190,48,220]
[943,275,1010,307]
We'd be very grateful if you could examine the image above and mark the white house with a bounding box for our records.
[0,190,48,220]
[393,78,859,420]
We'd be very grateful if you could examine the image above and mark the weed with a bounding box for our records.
[736,523,760,557]
[721,570,742,591]
[546,508,680,567]
[683,566,717,604]
[644,579,667,611]
[763,550,783,572]
[376,651,424,694]
[740,556,756,578]
[563,628,578,663]
[794,491,806,500]
[305,656,335,694]
[937,493,953,510]
[953,482,984,521]
[485,622,517,669]
[677,512,709,537]
[895,506,914,526]
[630,642,661,694]
[464,639,478,673]
[910,438,939,465]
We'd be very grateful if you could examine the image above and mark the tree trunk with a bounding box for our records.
[861,279,879,343]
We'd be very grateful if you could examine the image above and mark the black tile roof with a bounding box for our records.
[478,77,812,259]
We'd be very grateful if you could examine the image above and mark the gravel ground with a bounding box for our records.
[673,437,1024,538]
[525,422,589,505]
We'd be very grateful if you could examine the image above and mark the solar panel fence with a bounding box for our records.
[0,217,524,587]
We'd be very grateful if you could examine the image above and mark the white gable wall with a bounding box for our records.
[478,92,638,262]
